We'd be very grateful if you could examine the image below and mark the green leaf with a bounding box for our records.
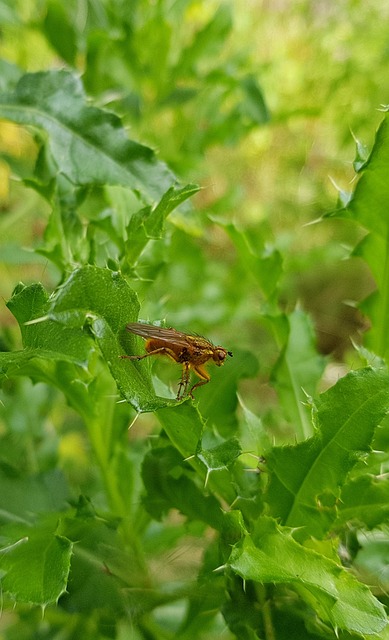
[156,402,204,460]
[3,266,170,412]
[221,220,283,301]
[228,517,387,635]
[43,0,78,65]
[240,74,270,125]
[196,437,242,475]
[46,266,168,411]
[354,233,389,357]
[0,69,176,202]
[266,367,389,537]
[331,112,389,359]
[156,404,246,506]
[0,520,72,606]
[352,134,370,172]
[346,113,389,237]
[239,396,273,454]
[1,282,96,418]
[176,5,232,76]
[124,183,200,266]
[0,469,70,523]
[179,577,227,639]
[57,503,150,608]
[156,403,238,506]
[338,474,389,529]
[141,446,224,529]
[0,59,23,92]
[270,309,326,440]
[353,530,389,592]
[196,348,258,437]
[35,183,92,271]
[7,282,92,363]
[130,10,172,89]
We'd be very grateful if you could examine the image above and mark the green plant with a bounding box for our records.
[0,65,389,640]
[1,2,389,638]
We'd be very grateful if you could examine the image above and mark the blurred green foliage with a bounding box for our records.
[1,1,389,639]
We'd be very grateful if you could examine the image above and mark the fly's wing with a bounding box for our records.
[126,323,214,350]
[126,323,192,346]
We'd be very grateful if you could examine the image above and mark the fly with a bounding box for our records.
[120,322,233,399]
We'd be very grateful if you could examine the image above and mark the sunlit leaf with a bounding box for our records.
[228,517,387,636]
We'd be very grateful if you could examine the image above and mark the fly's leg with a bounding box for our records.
[120,347,185,399]
[189,378,209,398]
[120,347,180,361]
[177,362,190,400]
[189,365,210,398]
[120,347,194,399]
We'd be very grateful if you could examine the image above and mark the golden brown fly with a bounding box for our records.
[120,322,233,399]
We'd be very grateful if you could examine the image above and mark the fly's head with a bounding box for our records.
[213,347,233,366]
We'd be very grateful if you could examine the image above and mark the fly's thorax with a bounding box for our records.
[177,346,191,362]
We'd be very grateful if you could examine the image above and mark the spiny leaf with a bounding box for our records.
[3,266,171,412]
[46,266,169,411]
[125,183,200,265]
[228,516,387,635]
[266,367,389,538]
[196,437,241,473]
[346,112,389,237]
[156,403,238,506]
[327,112,389,359]
[270,309,326,440]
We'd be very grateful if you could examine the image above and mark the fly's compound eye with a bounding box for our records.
[214,349,227,363]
